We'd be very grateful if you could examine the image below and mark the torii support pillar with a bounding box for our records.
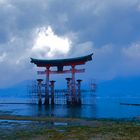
[37,79,43,106]
[44,67,50,105]
[77,79,82,105]
[50,80,55,105]
[71,65,77,105]
[66,78,71,105]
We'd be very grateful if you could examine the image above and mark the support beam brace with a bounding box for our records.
[37,69,85,75]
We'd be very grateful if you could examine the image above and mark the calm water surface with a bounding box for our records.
[0,97,140,119]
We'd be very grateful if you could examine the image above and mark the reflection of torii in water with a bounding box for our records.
[31,53,93,106]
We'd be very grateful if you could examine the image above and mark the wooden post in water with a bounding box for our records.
[77,79,82,105]
[37,79,43,106]
[66,78,71,105]
[50,80,55,105]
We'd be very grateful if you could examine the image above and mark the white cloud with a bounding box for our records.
[31,26,93,59]
[75,0,140,16]
[0,52,6,62]
[0,0,8,4]
[94,44,113,55]
[69,41,93,57]
[122,43,140,59]
[31,26,71,58]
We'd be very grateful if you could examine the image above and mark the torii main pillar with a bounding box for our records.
[44,66,50,105]
[71,65,76,105]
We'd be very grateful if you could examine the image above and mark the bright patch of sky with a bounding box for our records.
[32,26,71,58]
[0,52,6,62]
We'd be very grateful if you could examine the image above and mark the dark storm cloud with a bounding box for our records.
[45,0,140,46]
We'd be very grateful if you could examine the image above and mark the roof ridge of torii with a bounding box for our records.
[30,53,93,68]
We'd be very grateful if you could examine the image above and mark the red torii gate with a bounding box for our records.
[31,53,93,105]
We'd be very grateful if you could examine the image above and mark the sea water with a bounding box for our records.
[0,97,140,119]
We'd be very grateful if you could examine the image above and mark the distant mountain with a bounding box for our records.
[0,76,140,98]
[97,76,140,97]
[0,80,30,97]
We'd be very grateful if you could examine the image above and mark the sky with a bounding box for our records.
[0,0,140,88]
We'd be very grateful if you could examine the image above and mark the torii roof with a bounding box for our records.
[30,53,93,67]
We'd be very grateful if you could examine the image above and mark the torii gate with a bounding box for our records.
[31,53,93,105]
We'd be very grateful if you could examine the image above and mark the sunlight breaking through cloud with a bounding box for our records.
[31,26,71,58]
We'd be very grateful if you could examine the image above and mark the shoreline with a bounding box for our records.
[0,114,139,122]
[0,115,140,140]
